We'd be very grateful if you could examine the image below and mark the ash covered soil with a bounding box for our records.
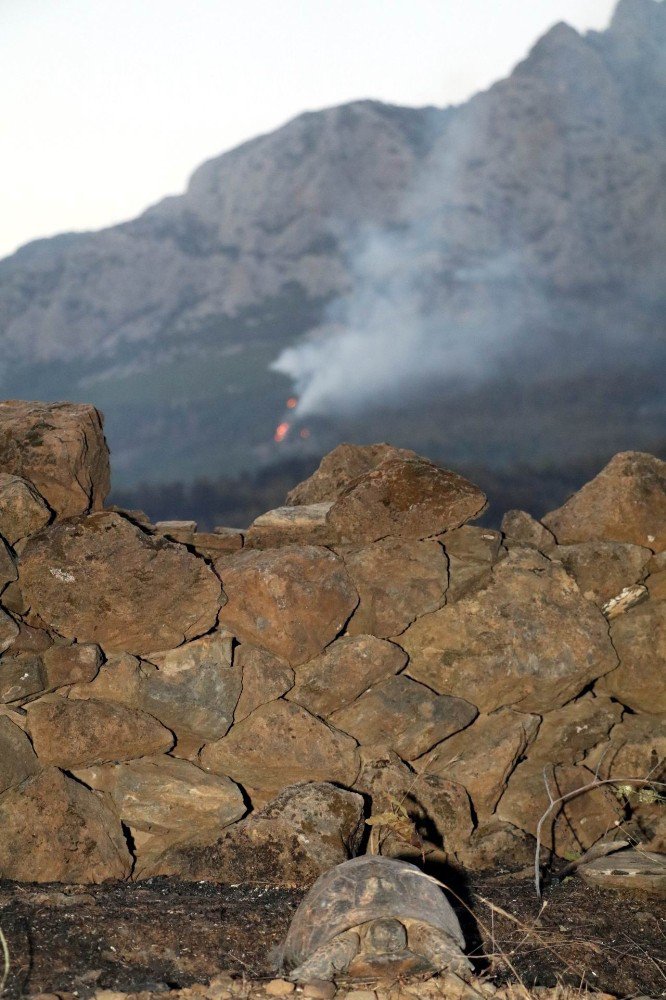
[1,872,663,999]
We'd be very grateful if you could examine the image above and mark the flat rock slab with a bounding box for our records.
[401,548,618,713]
[287,635,407,717]
[326,458,486,544]
[200,699,359,794]
[0,400,110,518]
[26,695,174,768]
[245,502,336,548]
[0,714,40,794]
[543,450,666,551]
[73,755,245,835]
[217,545,358,665]
[234,644,295,722]
[578,849,666,894]
[330,674,477,760]
[18,511,222,653]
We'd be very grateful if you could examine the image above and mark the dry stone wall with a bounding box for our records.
[0,401,664,884]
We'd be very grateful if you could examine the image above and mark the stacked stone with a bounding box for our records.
[0,403,663,885]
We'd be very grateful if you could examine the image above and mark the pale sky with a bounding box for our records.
[1,0,618,259]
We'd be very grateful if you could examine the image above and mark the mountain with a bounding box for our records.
[0,0,664,494]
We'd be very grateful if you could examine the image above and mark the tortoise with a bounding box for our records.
[279,855,472,982]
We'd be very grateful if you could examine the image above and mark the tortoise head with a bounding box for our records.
[362,918,408,955]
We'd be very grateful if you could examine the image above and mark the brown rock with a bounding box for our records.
[0,652,45,703]
[526,694,622,767]
[200,700,359,793]
[42,643,102,690]
[142,633,241,741]
[4,619,52,655]
[192,529,243,558]
[0,766,131,882]
[326,458,486,544]
[555,541,652,606]
[19,511,222,654]
[0,400,110,518]
[418,709,540,818]
[287,636,407,717]
[457,819,535,871]
[0,536,17,592]
[286,443,419,505]
[354,749,474,862]
[0,607,19,653]
[143,781,364,885]
[74,755,245,835]
[342,538,448,638]
[244,503,337,549]
[0,473,51,544]
[217,545,357,665]
[27,696,174,767]
[497,762,624,856]
[234,644,294,722]
[597,597,666,714]
[542,451,666,552]
[67,651,143,705]
[439,526,503,602]
[402,549,618,713]
[330,675,477,760]
[647,568,666,601]
[500,510,556,552]
[0,715,40,793]
[586,715,666,781]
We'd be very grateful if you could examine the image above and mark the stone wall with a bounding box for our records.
[0,402,664,884]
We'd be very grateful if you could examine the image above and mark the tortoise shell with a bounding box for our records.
[282,855,465,969]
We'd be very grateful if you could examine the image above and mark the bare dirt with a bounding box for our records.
[0,870,663,999]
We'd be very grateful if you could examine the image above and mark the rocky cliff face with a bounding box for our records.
[0,0,664,485]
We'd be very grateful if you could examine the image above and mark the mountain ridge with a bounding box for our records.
[1,0,664,487]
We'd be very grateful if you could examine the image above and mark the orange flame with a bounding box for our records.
[286,397,298,409]
[274,421,290,443]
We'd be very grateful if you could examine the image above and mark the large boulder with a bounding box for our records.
[0,473,51,544]
[0,766,132,882]
[555,540,652,606]
[18,511,222,653]
[0,400,110,518]
[326,458,486,544]
[286,443,419,505]
[542,451,666,552]
[287,635,407,717]
[597,597,666,714]
[142,781,365,885]
[416,708,540,818]
[0,715,40,793]
[199,699,359,794]
[26,695,174,767]
[342,538,449,638]
[234,643,295,722]
[329,674,477,760]
[401,548,618,713]
[217,545,357,665]
[74,755,246,838]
